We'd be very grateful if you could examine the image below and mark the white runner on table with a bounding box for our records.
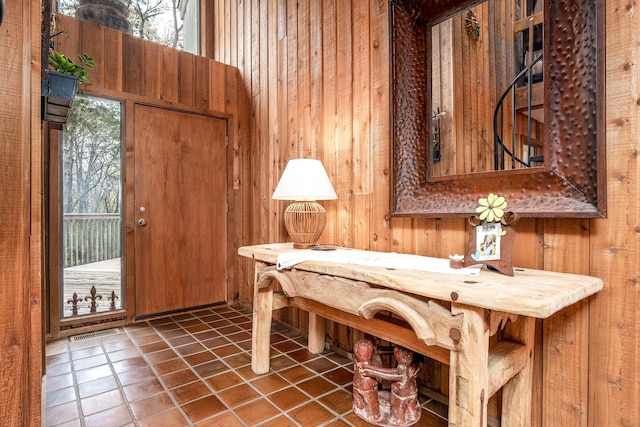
[276,248,481,276]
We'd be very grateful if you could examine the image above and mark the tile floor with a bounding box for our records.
[45,304,448,426]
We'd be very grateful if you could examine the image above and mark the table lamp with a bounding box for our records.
[272,158,337,249]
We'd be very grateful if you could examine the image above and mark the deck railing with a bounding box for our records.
[63,213,121,268]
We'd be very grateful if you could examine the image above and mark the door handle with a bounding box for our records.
[138,218,147,227]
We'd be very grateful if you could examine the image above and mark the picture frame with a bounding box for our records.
[462,194,518,276]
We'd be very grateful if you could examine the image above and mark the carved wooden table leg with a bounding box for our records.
[501,316,535,427]
[251,262,274,374]
[448,303,490,427]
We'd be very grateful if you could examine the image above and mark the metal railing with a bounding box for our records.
[493,54,544,170]
[63,213,121,267]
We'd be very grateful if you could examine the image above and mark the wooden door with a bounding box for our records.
[134,104,227,317]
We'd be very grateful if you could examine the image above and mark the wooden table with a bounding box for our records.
[239,243,603,427]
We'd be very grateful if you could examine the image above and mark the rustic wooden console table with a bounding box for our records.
[239,243,603,427]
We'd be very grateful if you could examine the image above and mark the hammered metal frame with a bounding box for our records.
[390,0,605,218]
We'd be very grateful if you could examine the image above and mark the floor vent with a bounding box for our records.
[69,328,120,342]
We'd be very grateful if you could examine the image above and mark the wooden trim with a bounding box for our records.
[513,11,543,33]
[46,127,62,337]
[123,99,136,324]
[80,86,232,120]
[291,296,451,364]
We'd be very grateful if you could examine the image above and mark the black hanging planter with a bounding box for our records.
[41,71,80,124]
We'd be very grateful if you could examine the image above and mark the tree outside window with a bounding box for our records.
[57,0,184,49]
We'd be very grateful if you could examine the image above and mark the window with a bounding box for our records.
[60,96,123,318]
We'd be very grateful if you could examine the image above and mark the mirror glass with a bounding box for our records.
[430,0,544,177]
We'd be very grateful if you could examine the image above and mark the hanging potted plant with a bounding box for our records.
[41,51,95,124]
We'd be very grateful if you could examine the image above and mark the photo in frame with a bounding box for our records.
[476,222,501,261]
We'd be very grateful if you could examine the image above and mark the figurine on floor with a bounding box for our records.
[352,340,422,426]
[352,339,383,421]
[389,346,421,424]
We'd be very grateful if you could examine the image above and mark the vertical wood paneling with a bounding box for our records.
[194,55,211,108]
[460,12,473,174]
[588,2,639,425]
[161,48,180,103]
[335,0,353,248]
[284,0,297,173]
[209,60,226,111]
[268,0,279,143]
[224,0,231,62]
[226,66,239,299]
[201,0,214,59]
[268,0,280,245]
[296,0,311,157]
[242,0,251,97]
[353,0,372,250]
[143,41,162,98]
[510,217,545,426]
[370,0,391,252]
[210,1,638,425]
[79,20,104,88]
[452,14,464,176]
[274,0,288,246]
[236,1,244,74]
[102,28,123,91]
[543,219,591,426]
[177,51,194,105]
[289,0,313,328]
[122,35,144,96]
[320,0,341,342]
[328,0,358,342]
[310,1,324,161]
[250,1,260,98]
[0,0,42,423]
[229,0,237,66]
[322,0,338,245]
[258,0,272,247]
[29,0,43,419]
[56,16,81,65]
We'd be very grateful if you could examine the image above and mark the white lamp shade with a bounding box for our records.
[272,159,337,201]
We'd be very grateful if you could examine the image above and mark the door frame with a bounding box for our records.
[45,95,231,338]
[45,95,127,338]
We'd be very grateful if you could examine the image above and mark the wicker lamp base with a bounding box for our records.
[284,201,327,249]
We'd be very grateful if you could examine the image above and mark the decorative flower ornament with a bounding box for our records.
[465,193,517,276]
[475,193,507,222]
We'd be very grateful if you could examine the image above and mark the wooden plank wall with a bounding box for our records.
[51,14,252,315]
[0,0,43,425]
[213,0,639,425]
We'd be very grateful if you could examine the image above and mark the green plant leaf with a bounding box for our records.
[48,50,95,84]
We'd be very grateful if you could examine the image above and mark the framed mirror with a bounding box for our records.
[390,0,605,217]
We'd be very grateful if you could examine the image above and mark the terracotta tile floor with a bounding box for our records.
[45,304,448,426]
